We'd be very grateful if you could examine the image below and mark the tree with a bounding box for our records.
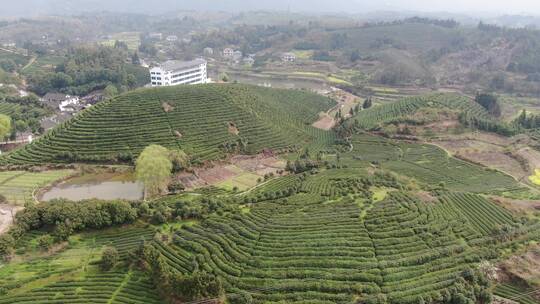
[0,114,11,141]
[131,51,140,65]
[169,149,189,173]
[220,73,230,82]
[363,97,373,109]
[104,84,119,98]
[37,234,54,251]
[168,180,185,194]
[100,246,119,270]
[136,145,173,199]
[0,59,17,73]
[475,93,501,117]
[350,49,360,62]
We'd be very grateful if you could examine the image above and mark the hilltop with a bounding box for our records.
[1,84,335,165]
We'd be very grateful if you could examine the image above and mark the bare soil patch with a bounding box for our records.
[312,114,335,130]
[228,122,240,135]
[436,139,529,181]
[414,191,437,203]
[515,147,540,173]
[500,244,540,287]
[162,102,174,113]
[175,154,286,190]
[490,196,540,215]
[0,204,23,234]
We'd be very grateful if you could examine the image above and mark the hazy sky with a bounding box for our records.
[372,0,540,14]
[2,0,540,17]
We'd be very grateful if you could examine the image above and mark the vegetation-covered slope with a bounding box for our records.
[348,94,492,130]
[1,84,335,165]
[141,172,537,304]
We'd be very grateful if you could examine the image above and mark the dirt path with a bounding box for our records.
[312,88,362,130]
[21,56,37,72]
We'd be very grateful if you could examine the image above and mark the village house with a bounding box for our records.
[150,59,208,87]
[223,48,234,57]
[149,32,163,40]
[166,35,178,42]
[203,47,214,56]
[281,52,296,62]
[243,57,255,66]
[233,50,243,62]
[41,93,80,112]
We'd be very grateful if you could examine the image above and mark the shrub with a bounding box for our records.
[37,234,55,251]
[100,246,119,271]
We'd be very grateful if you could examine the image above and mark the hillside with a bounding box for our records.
[1,84,336,165]
[347,93,494,130]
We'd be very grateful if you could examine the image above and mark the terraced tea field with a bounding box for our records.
[0,170,73,205]
[349,94,493,130]
[339,134,523,193]
[0,223,161,304]
[0,102,21,116]
[1,85,538,304]
[146,174,536,304]
[1,84,335,165]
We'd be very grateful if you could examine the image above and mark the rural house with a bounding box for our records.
[41,93,80,112]
[281,52,296,62]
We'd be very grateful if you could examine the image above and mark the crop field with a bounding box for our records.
[1,84,335,165]
[20,55,65,75]
[0,50,30,69]
[0,151,538,303]
[0,102,21,116]
[0,220,162,303]
[0,170,73,205]
[349,94,492,130]
[494,284,539,304]
[101,32,141,51]
[1,84,538,304]
[339,133,523,193]
[145,171,536,304]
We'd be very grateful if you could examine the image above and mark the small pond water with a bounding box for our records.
[40,173,144,202]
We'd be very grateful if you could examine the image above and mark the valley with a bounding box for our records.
[1,6,540,304]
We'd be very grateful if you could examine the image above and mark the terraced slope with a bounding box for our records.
[0,102,21,116]
[2,84,335,165]
[147,176,531,304]
[349,93,492,130]
[340,133,523,193]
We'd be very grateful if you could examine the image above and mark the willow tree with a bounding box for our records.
[136,145,172,199]
[0,114,11,141]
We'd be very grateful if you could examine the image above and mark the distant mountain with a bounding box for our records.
[0,0,375,17]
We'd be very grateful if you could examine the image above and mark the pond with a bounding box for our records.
[40,173,144,202]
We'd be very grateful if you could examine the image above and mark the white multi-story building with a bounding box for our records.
[150,59,208,87]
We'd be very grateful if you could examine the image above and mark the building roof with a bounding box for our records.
[42,92,69,102]
[158,59,207,72]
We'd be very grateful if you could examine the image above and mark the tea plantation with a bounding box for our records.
[1,84,335,165]
[1,87,539,304]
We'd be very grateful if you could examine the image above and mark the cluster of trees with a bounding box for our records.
[458,112,516,136]
[0,94,51,135]
[0,199,139,259]
[0,114,10,141]
[286,159,320,174]
[144,197,229,224]
[27,45,148,96]
[515,109,540,129]
[138,243,224,302]
[474,93,501,117]
[364,17,459,29]
[135,145,189,199]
